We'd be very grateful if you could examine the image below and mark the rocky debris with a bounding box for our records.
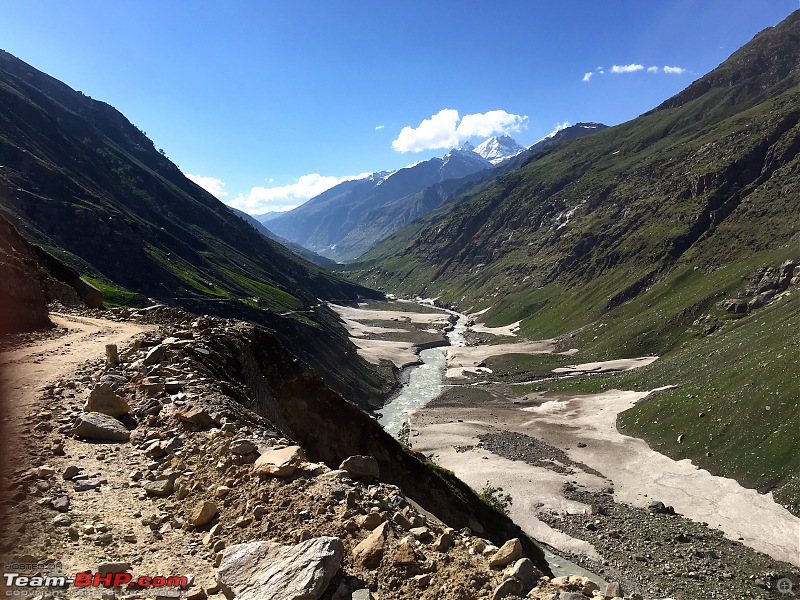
[217,536,343,600]
[539,484,800,599]
[722,258,799,313]
[71,412,130,441]
[253,445,305,477]
[84,382,130,417]
[352,521,388,569]
[340,455,381,480]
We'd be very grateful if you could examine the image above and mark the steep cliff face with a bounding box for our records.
[0,211,86,335]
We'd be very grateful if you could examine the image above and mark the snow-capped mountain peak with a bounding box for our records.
[472,135,527,164]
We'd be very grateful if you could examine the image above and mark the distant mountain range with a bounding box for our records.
[264,126,605,262]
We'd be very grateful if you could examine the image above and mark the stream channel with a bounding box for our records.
[377,306,605,584]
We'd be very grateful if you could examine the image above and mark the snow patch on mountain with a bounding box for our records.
[472,135,527,164]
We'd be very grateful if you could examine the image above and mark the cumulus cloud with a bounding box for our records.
[611,64,644,73]
[375,125,384,131]
[186,174,228,198]
[663,65,687,74]
[582,72,593,82]
[647,66,659,73]
[226,172,371,214]
[392,109,528,153]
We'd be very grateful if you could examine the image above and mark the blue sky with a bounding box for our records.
[0,1,796,214]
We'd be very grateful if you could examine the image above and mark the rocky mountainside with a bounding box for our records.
[348,11,800,510]
[265,149,494,262]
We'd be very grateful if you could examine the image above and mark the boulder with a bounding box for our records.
[74,277,103,308]
[143,479,173,497]
[143,344,167,365]
[352,522,387,569]
[72,412,129,442]
[230,439,259,455]
[178,406,217,427]
[84,383,129,417]
[253,446,305,477]
[488,538,522,568]
[339,455,380,480]
[105,344,119,365]
[491,576,523,600]
[604,581,623,598]
[190,501,218,527]
[507,558,541,594]
[391,539,418,567]
[217,536,343,600]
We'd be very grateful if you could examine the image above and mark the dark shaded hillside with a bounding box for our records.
[0,50,396,408]
[228,206,335,266]
[348,11,800,508]
[0,50,373,311]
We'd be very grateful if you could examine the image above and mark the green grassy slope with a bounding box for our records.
[345,11,800,510]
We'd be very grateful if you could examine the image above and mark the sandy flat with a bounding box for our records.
[330,303,451,326]
[351,339,421,369]
[470,320,522,337]
[551,356,658,374]
[409,415,604,559]
[445,339,556,379]
[410,389,800,567]
[329,303,452,368]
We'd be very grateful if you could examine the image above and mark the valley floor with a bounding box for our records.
[339,299,800,598]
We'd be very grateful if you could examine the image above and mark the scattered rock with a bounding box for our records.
[85,383,130,417]
[339,455,380,480]
[491,576,523,600]
[143,344,167,366]
[52,496,70,513]
[190,501,218,527]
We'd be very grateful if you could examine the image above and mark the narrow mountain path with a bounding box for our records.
[0,313,154,443]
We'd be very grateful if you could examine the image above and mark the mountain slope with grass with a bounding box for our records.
[346,11,800,511]
[0,49,372,312]
[0,49,397,408]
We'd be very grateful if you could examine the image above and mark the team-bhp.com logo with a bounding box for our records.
[3,568,188,596]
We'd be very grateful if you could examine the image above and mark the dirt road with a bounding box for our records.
[0,313,154,460]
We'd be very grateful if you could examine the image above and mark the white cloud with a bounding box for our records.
[186,174,228,198]
[663,65,687,74]
[582,72,593,82]
[392,109,528,153]
[611,64,644,73]
[375,125,385,131]
[647,66,659,73]
[226,172,371,214]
